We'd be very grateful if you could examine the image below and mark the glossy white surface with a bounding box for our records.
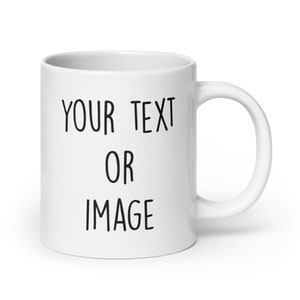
[41,52,271,258]
[1,0,299,298]
[196,82,271,218]
[41,51,198,258]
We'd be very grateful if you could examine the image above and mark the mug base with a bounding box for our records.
[41,240,197,259]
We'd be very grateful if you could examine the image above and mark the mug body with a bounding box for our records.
[41,51,197,258]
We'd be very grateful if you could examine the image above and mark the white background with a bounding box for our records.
[0,0,299,299]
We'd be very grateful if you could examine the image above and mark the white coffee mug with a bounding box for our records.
[41,51,272,258]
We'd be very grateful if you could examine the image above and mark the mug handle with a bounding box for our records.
[196,81,272,218]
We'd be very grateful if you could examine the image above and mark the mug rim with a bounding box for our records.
[41,50,196,74]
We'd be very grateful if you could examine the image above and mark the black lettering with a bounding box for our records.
[155,98,168,132]
[131,100,140,130]
[114,198,126,231]
[142,101,152,133]
[128,200,141,230]
[73,99,86,131]
[105,151,120,183]
[104,100,114,135]
[93,199,110,231]
[86,199,90,230]
[167,97,175,127]
[62,99,73,132]
[124,150,134,184]
[89,100,101,131]
[144,199,154,230]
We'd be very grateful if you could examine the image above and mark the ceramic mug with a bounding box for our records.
[41,51,272,258]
